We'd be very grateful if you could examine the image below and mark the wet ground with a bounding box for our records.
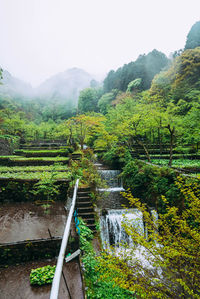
[0,257,84,299]
[0,201,67,243]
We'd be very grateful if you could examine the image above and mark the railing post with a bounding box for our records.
[50,179,79,299]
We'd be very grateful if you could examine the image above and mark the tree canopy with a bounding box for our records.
[103,49,169,93]
[185,21,200,50]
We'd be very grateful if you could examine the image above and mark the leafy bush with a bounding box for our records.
[79,218,133,298]
[121,160,181,211]
[30,265,56,285]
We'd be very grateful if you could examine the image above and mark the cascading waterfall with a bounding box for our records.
[100,209,144,249]
[100,208,160,271]
[98,169,124,192]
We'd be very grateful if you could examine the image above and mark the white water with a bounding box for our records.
[100,208,161,270]
[100,208,144,249]
[98,169,125,192]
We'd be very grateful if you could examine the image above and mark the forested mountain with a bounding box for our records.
[0,70,34,109]
[150,47,200,105]
[0,67,96,119]
[185,21,200,50]
[36,68,94,106]
[103,49,169,93]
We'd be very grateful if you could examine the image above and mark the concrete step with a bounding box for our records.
[83,218,96,224]
[78,187,91,192]
[77,197,91,202]
[87,224,97,231]
[77,207,94,213]
[78,212,95,219]
[76,201,92,207]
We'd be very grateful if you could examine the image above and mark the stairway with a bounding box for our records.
[71,153,82,161]
[76,187,96,233]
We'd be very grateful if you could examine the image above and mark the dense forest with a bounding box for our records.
[0,20,200,299]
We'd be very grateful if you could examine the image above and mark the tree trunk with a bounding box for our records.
[167,124,175,167]
[136,139,151,162]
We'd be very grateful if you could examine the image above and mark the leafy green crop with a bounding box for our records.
[151,159,200,168]
[0,165,67,172]
[30,265,56,285]
[0,171,71,180]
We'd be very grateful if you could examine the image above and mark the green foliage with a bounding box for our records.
[69,155,104,189]
[0,165,67,172]
[98,90,118,114]
[0,170,71,180]
[151,159,200,169]
[30,265,56,285]
[79,218,133,298]
[78,88,99,113]
[185,21,200,50]
[31,167,60,201]
[98,177,200,298]
[121,160,181,210]
[150,47,200,104]
[126,78,142,92]
[103,49,169,92]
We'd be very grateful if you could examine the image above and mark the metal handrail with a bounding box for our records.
[50,179,79,299]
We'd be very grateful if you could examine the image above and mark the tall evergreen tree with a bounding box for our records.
[185,21,200,50]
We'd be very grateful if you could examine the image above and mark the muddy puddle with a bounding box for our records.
[0,201,67,243]
[0,257,84,299]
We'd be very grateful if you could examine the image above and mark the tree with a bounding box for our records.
[185,21,200,50]
[78,88,99,113]
[98,90,118,114]
[0,67,2,82]
[68,114,105,149]
[150,47,200,104]
[98,177,200,298]
[103,50,169,93]
[126,78,142,93]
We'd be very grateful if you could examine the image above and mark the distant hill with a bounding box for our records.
[0,70,34,99]
[0,67,95,104]
[36,68,94,106]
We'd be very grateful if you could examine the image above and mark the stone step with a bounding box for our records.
[84,218,95,224]
[87,224,97,231]
[76,201,92,207]
[77,212,95,219]
[77,207,94,213]
[78,187,91,192]
[77,197,91,202]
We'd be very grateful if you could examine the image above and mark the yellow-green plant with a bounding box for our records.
[98,176,200,298]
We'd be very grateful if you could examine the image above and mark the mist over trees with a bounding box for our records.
[185,21,200,50]
[103,49,169,93]
[0,67,96,121]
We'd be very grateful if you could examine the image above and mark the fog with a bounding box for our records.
[0,0,200,87]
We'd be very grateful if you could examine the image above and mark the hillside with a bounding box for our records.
[36,68,94,106]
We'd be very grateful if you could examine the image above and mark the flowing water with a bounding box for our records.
[95,163,127,208]
[96,162,159,271]
[100,208,144,248]
[98,169,124,191]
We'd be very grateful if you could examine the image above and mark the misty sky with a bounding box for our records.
[0,0,200,87]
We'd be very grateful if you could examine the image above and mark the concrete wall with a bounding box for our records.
[0,138,12,155]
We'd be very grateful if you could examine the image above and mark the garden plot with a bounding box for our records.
[0,258,84,299]
[0,201,67,243]
[150,159,200,173]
